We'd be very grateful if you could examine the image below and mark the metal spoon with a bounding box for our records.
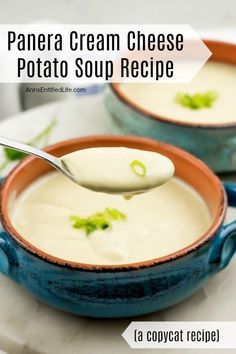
[0,136,175,196]
[0,136,78,183]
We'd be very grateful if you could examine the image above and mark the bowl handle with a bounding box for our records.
[209,182,236,271]
[0,230,18,277]
[0,177,18,277]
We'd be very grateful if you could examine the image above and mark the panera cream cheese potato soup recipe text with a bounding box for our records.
[7,31,183,79]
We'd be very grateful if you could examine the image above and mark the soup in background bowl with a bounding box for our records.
[0,135,235,317]
[105,40,236,173]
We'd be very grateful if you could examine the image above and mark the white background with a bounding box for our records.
[0,0,234,27]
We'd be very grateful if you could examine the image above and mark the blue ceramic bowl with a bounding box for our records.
[105,41,236,173]
[0,135,235,318]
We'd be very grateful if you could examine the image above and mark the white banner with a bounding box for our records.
[0,24,211,83]
[122,321,236,349]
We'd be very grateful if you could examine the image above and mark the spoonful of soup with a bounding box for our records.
[0,136,174,195]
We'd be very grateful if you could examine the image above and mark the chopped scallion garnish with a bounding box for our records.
[176,91,218,110]
[70,208,126,236]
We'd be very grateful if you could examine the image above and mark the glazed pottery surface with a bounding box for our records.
[0,136,235,318]
[105,41,236,173]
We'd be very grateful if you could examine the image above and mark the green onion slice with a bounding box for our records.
[130,160,147,177]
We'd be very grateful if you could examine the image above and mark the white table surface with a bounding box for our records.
[0,94,235,354]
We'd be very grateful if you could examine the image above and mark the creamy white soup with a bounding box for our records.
[10,172,212,265]
[120,61,236,124]
[61,147,174,195]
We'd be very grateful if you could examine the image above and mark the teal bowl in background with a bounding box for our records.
[105,40,236,173]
